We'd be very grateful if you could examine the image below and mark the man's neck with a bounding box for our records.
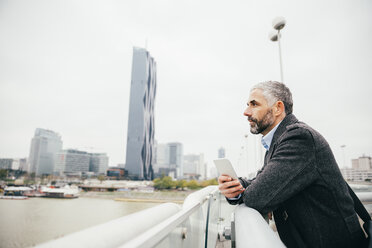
[262,114,286,136]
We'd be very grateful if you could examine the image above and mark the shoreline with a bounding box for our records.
[79,190,194,203]
[113,198,184,204]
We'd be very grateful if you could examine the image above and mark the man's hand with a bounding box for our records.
[218,174,245,198]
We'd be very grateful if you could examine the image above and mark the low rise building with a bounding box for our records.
[0,159,13,170]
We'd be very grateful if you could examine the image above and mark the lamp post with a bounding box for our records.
[269,17,286,83]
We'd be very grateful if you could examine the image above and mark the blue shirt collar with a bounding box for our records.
[261,121,282,151]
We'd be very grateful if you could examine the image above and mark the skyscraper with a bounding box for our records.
[125,47,157,180]
[28,128,62,176]
[218,147,226,158]
[168,142,183,179]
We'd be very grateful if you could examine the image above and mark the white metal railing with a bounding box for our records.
[34,187,372,248]
[35,186,222,248]
[35,203,181,248]
[233,205,285,248]
[356,192,372,203]
[121,186,220,248]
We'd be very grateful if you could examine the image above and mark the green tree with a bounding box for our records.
[175,180,187,190]
[0,169,7,179]
[200,178,218,187]
[98,175,105,183]
[186,180,200,190]
[153,176,174,190]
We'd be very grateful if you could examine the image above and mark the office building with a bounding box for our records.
[341,168,372,182]
[183,153,206,180]
[125,47,157,180]
[153,142,169,174]
[168,142,183,179]
[153,142,184,179]
[89,153,109,175]
[28,128,62,176]
[352,155,372,170]
[0,159,13,170]
[54,149,90,176]
[218,147,226,158]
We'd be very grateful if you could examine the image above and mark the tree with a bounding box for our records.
[175,180,187,190]
[186,180,200,190]
[200,178,218,187]
[0,169,7,179]
[98,175,105,183]
[153,176,174,190]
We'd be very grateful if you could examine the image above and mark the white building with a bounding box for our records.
[55,149,90,176]
[28,128,62,175]
[341,168,372,182]
[153,142,184,179]
[153,142,169,174]
[183,154,206,180]
[341,155,372,181]
[352,155,372,170]
[11,158,27,171]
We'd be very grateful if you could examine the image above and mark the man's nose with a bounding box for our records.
[244,107,251,116]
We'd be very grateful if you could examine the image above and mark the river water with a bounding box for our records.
[0,197,159,248]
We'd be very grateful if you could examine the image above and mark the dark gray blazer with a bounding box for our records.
[228,114,366,248]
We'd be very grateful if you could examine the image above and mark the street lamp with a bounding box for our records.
[268,17,286,83]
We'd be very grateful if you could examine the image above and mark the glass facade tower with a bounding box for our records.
[125,47,157,180]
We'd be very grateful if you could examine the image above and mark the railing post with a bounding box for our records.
[204,194,212,248]
[231,212,236,248]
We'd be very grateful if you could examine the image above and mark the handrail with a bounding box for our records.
[120,186,219,248]
[234,204,285,248]
[35,203,181,248]
[356,192,372,203]
[35,186,219,248]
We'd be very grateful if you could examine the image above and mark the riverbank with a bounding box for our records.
[80,190,194,204]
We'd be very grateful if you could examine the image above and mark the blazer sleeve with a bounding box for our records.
[240,127,318,214]
[226,177,253,205]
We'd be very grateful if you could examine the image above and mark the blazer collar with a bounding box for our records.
[267,114,299,155]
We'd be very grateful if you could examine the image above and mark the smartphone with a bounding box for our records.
[213,158,238,179]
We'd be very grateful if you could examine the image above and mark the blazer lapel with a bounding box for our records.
[266,114,299,160]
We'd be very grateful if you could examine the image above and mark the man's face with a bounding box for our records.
[244,89,275,135]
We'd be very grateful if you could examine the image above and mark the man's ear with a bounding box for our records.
[274,101,285,116]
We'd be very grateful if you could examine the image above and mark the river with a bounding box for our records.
[0,197,159,248]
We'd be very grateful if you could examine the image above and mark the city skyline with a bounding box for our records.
[1,0,371,177]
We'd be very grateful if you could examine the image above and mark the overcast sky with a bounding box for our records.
[1,0,371,176]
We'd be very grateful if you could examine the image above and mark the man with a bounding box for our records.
[218,81,366,247]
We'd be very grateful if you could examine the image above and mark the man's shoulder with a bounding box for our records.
[285,121,309,132]
[283,120,325,144]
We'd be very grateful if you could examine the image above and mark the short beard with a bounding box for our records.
[249,109,274,134]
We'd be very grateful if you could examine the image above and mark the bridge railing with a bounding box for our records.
[36,187,372,247]
[36,186,223,248]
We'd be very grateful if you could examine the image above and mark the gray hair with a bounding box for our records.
[251,81,293,115]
